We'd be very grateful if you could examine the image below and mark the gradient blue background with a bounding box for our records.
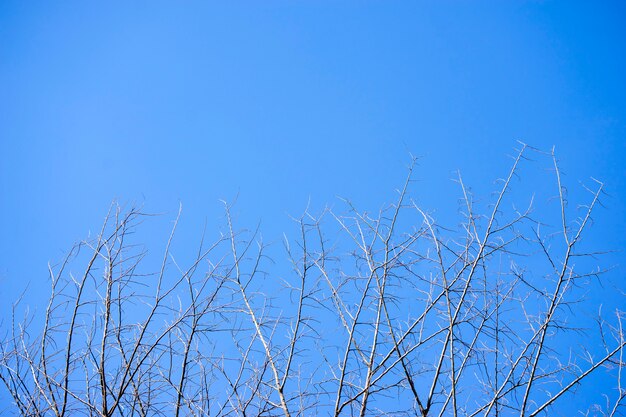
[1,1,625,414]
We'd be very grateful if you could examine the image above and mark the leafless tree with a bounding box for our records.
[1,144,624,416]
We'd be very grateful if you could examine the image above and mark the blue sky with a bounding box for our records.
[1,1,625,414]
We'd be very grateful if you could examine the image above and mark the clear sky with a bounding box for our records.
[1,1,625,414]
